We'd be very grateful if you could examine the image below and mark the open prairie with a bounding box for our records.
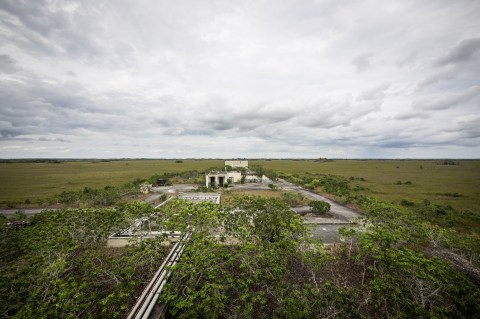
[0,160,223,203]
[253,159,480,213]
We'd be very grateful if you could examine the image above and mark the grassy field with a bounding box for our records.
[253,159,480,214]
[0,159,223,203]
[1,159,479,215]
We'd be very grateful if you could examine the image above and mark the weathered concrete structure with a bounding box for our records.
[205,160,274,188]
[205,171,242,187]
[107,194,222,247]
[179,193,221,204]
[244,174,271,184]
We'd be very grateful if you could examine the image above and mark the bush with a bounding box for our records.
[303,183,314,190]
[400,199,415,207]
[319,175,351,197]
[268,183,278,190]
[309,200,331,214]
[281,192,305,206]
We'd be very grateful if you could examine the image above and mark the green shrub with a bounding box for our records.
[400,199,415,207]
[303,183,314,190]
[268,183,278,190]
[281,192,305,206]
[309,200,331,214]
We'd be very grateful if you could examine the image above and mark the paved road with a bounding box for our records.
[278,179,362,222]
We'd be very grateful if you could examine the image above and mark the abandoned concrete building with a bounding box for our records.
[205,171,242,187]
[205,160,271,188]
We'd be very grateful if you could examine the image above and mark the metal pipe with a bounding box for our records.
[127,235,183,319]
[127,230,191,319]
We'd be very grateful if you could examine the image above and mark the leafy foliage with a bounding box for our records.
[280,191,306,206]
[55,182,141,207]
[0,202,168,318]
[281,173,351,198]
[2,184,479,318]
[339,197,480,318]
[160,196,328,318]
[309,200,331,214]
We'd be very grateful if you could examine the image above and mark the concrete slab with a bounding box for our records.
[308,224,349,244]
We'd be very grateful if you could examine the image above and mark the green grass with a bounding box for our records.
[1,159,479,216]
[0,159,223,203]
[253,159,480,214]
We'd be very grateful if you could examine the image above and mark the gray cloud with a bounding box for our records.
[393,111,430,121]
[418,67,457,88]
[454,115,480,139]
[357,83,390,101]
[352,53,375,73]
[0,54,20,73]
[413,86,480,111]
[436,38,480,66]
[38,137,71,143]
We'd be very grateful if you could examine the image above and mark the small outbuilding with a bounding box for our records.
[206,171,241,187]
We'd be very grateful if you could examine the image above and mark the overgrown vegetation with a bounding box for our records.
[158,196,479,318]
[0,202,168,318]
[1,191,479,318]
[147,170,204,185]
[281,171,480,266]
[339,196,480,317]
[55,182,142,207]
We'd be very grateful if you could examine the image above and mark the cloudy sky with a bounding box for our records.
[1,0,479,158]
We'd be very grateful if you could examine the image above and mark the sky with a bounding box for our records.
[0,0,479,159]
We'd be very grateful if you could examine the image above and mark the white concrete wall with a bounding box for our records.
[227,171,242,183]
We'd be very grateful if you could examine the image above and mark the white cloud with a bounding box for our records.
[0,0,479,158]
